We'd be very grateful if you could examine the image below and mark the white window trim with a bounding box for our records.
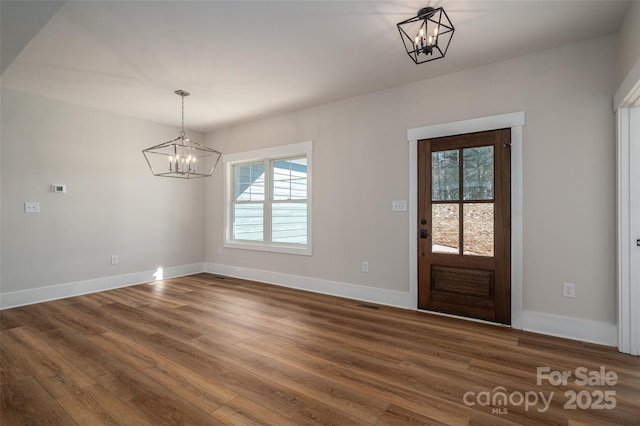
[223,141,313,256]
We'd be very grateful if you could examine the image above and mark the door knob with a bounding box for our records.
[420,229,430,239]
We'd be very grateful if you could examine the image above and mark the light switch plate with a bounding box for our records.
[24,202,40,213]
[392,200,407,212]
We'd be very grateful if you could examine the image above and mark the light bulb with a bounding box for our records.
[414,36,420,46]
[419,28,424,37]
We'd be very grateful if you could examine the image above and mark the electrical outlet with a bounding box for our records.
[562,282,575,298]
[110,255,119,265]
[361,261,369,273]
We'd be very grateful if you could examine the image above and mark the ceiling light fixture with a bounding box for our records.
[397,6,455,65]
[143,90,221,179]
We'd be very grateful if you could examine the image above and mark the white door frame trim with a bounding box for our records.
[614,57,640,355]
[407,111,525,328]
[615,107,639,355]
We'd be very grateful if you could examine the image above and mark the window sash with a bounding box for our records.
[230,154,308,248]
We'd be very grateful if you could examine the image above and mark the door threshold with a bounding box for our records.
[416,308,510,328]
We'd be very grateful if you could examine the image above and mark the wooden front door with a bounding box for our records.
[418,129,511,324]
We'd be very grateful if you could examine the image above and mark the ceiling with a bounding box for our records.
[0,0,632,132]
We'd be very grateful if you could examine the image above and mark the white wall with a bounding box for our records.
[1,88,205,295]
[206,35,619,329]
[618,1,640,85]
[0,34,621,345]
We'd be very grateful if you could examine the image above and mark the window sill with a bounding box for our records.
[224,240,312,256]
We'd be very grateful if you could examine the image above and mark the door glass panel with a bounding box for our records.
[463,146,493,200]
[432,203,459,254]
[463,203,494,256]
[432,150,459,201]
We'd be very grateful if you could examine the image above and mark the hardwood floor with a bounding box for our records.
[1,273,638,425]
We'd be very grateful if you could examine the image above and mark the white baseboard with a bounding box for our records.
[520,311,617,347]
[205,262,413,309]
[206,262,618,347]
[0,263,205,310]
[1,261,618,348]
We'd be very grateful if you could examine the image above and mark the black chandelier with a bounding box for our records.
[397,6,455,65]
